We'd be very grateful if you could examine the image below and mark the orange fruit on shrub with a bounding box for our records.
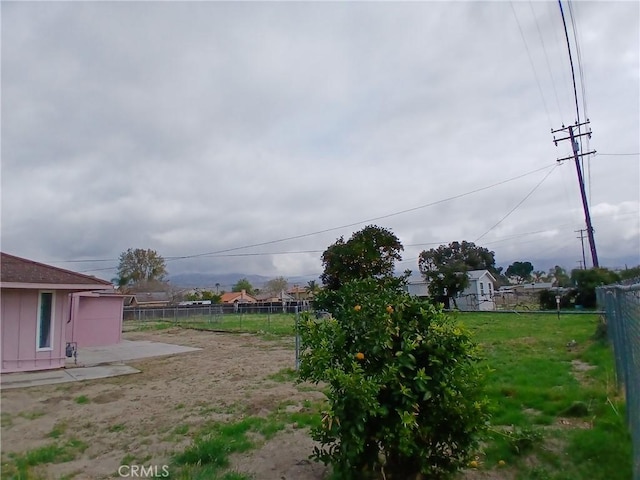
[354,305,362,312]
[355,352,365,361]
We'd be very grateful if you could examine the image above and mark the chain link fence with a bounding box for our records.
[123,302,309,321]
[597,279,640,480]
[123,303,310,337]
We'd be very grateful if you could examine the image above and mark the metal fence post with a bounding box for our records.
[295,305,300,370]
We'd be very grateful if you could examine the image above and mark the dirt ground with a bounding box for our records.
[1,328,329,480]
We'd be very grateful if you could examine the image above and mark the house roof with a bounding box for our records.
[467,269,497,282]
[287,286,306,294]
[521,282,555,290]
[220,291,257,303]
[0,252,113,290]
[132,292,173,304]
[255,291,295,302]
[254,292,279,301]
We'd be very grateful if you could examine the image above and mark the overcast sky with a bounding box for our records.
[2,0,639,284]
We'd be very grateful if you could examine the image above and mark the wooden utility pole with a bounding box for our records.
[575,229,587,269]
[552,120,599,268]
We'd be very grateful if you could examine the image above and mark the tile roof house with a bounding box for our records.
[287,285,313,301]
[220,290,257,304]
[1,252,124,373]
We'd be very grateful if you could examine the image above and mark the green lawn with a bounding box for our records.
[452,311,632,480]
[124,312,299,336]
[125,310,633,480]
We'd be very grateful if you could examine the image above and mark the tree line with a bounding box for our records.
[113,248,321,302]
[113,235,640,309]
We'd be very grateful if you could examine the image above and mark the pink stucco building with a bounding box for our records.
[1,252,124,373]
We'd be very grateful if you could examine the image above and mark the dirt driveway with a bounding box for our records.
[1,328,329,480]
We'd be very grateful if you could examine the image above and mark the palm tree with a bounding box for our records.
[305,280,321,298]
[531,270,546,283]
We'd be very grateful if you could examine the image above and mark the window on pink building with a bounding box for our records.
[37,292,54,350]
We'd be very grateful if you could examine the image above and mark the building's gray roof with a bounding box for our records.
[467,269,496,281]
[1,252,112,287]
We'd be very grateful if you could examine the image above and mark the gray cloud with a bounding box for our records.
[2,1,638,281]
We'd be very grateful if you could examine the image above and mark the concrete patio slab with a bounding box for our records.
[0,365,140,390]
[1,340,201,389]
[67,339,201,367]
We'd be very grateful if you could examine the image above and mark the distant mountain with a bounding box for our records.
[168,272,322,290]
[168,272,271,290]
[167,254,640,291]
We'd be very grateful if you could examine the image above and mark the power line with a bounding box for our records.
[174,250,324,258]
[475,165,559,243]
[102,207,635,276]
[404,209,638,272]
[499,232,580,268]
[529,1,563,125]
[548,0,573,120]
[405,240,457,248]
[552,121,599,267]
[400,224,581,271]
[73,175,635,277]
[238,221,610,261]
[567,0,592,202]
[54,258,119,263]
[482,225,576,246]
[141,164,558,262]
[78,265,120,273]
[558,1,596,207]
[74,218,614,271]
[510,1,553,129]
[558,0,582,128]
[596,152,640,157]
[71,164,557,273]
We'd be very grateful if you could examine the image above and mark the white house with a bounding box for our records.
[405,276,430,298]
[406,270,497,311]
[456,270,496,311]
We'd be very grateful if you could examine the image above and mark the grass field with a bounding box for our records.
[453,311,632,480]
[124,309,633,479]
[138,310,634,480]
[6,311,632,479]
[168,313,632,480]
[123,312,299,336]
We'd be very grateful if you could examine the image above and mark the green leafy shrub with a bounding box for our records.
[298,278,489,479]
[571,268,620,308]
[538,289,575,310]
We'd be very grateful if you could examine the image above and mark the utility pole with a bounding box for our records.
[552,120,599,268]
[575,229,587,269]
